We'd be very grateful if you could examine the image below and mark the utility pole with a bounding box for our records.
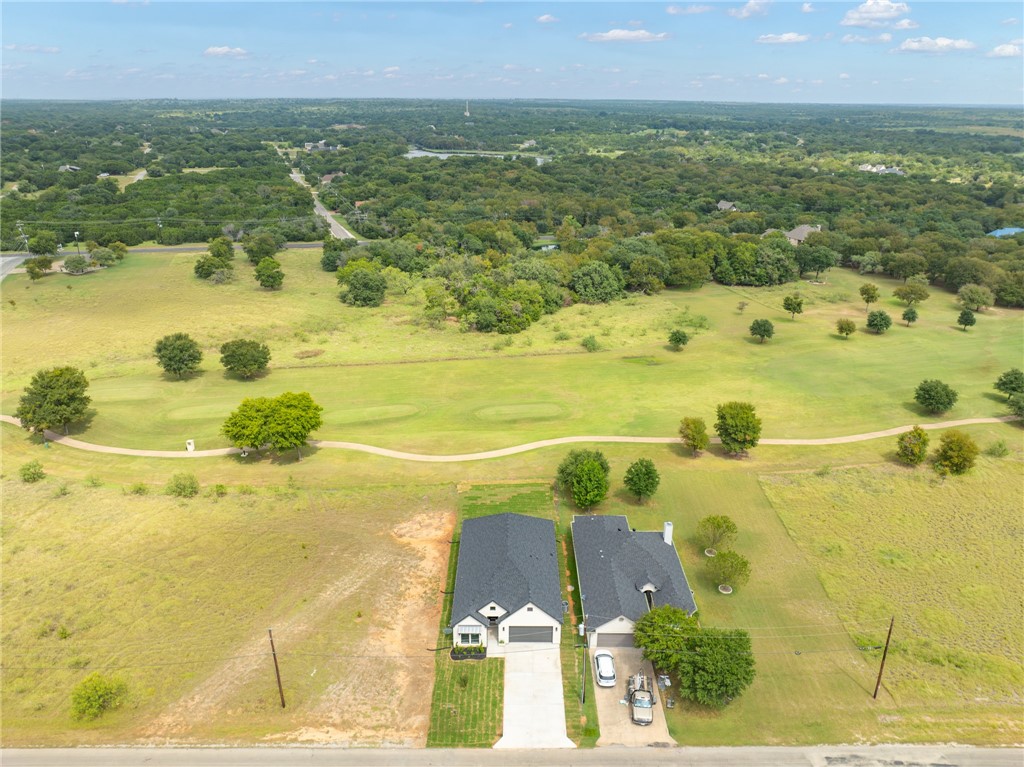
[268,628,286,708]
[872,616,894,700]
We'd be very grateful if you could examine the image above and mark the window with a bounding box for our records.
[457,625,481,645]
[527,607,534,612]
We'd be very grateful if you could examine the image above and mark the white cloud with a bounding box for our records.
[757,73,770,79]
[4,43,61,54]
[204,46,248,58]
[810,78,824,84]
[728,1,769,20]
[841,0,909,28]
[898,36,976,53]
[839,72,851,79]
[536,14,559,23]
[502,22,513,29]
[1000,17,1018,25]
[801,2,814,11]
[580,28,670,43]
[756,32,809,44]
[773,76,789,85]
[842,32,892,43]
[383,66,400,72]
[892,18,919,29]
[988,42,1022,58]
[666,4,713,14]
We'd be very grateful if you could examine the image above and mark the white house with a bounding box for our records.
[449,513,563,647]
[572,515,697,648]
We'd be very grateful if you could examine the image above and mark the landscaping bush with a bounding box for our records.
[70,673,127,721]
[19,460,45,483]
[166,473,200,498]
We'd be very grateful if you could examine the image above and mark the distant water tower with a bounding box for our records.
[464,100,470,118]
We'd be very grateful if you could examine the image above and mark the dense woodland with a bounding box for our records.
[2,99,1022,329]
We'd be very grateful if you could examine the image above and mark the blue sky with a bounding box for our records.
[2,1,1021,104]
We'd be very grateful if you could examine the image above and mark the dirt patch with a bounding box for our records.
[275,510,454,745]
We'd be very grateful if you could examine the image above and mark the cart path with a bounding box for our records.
[0,414,1016,462]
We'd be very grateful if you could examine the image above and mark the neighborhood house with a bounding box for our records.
[572,515,697,648]
[449,513,564,648]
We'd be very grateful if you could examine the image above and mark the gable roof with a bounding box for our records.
[572,515,697,627]
[717,200,737,211]
[786,224,821,243]
[450,513,562,627]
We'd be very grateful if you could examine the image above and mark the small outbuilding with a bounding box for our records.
[449,513,563,647]
[572,515,697,648]
[717,200,738,212]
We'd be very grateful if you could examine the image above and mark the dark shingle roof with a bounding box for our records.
[449,513,562,627]
[572,515,697,627]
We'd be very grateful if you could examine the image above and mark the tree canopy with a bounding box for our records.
[219,339,271,379]
[715,401,762,455]
[915,379,958,414]
[749,319,774,343]
[679,416,710,456]
[221,391,324,459]
[623,458,660,502]
[896,426,930,466]
[154,333,203,378]
[866,310,892,334]
[15,366,91,435]
[994,368,1024,400]
[934,430,979,476]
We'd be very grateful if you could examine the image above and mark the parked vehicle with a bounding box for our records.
[627,670,655,725]
[594,650,616,687]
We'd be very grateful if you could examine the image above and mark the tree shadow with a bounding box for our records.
[160,369,206,383]
[743,336,770,345]
[982,392,1008,404]
[221,368,271,382]
[64,408,98,437]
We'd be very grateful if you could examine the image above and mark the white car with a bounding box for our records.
[594,650,616,688]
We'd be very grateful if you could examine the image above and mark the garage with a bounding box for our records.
[508,626,554,643]
[593,632,634,648]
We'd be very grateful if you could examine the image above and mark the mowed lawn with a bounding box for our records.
[2,251,1021,453]
[1,469,455,746]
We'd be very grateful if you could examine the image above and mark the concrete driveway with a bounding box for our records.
[592,647,676,747]
[492,643,576,749]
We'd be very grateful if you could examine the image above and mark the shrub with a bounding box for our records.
[70,673,127,720]
[668,329,690,351]
[914,379,958,415]
[695,515,738,551]
[19,460,45,483]
[166,473,200,498]
[985,440,1009,458]
[866,310,892,334]
[836,318,856,338]
[127,482,148,495]
[581,335,599,352]
[896,426,929,466]
[707,550,751,589]
[934,430,979,476]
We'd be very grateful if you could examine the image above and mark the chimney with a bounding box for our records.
[663,521,673,546]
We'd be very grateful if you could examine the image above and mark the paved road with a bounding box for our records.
[0,254,29,278]
[288,168,357,240]
[1,415,1017,462]
[2,746,1021,766]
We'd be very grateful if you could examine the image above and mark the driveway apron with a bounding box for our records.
[493,644,576,749]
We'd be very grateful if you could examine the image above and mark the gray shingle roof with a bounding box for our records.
[572,515,697,627]
[449,513,562,627]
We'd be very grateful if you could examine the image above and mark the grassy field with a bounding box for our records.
[2,251,1020,453]
[2,244,1021,746]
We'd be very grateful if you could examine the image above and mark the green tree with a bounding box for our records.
[957,308,976,331]
[714,401,761,455]
[28,230,58,256]
[571,459,609,510]
[633,605,699,671]
[556,449,610,490]
[242,231,281,264]
[915,379,958,415]
[668,329,690,351]
[902,306,918,327]
[91,248,117,267]
[836,318,856,338]
[63,254,91,274]
[207,236,234,262]
[695,515,738,551]
[1008,393,1024,418]
[254,257,284,290]
[194,253,234,280]
[957,283,994,311]
[339,260,387,306]
[679,417,710,456]
[108,242,128,260]
[893,282,929,305]
[570,260,624,304]
[866,310,892,334]
[896,426,929,466]
[994,369,1024,400]
[219,339,271,379]
[934,430,979,476]
[221,392,323,460]
[782,293,803,319]
[707,550,751,589]
[859,283,879,312]
[71,673,128,721]
[674,628,756,709]
[24,256,54,281]
[15,366,91,435]
[749,319,774,343]
[623,458,660,502]
[154,333,203,378]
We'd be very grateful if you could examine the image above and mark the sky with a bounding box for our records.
[1,1,1022,105]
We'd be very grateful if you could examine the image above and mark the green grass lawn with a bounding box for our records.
[426,658,504,748]
[2,254,1019,453]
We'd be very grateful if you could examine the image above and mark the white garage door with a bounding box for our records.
[509,626,554,643]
